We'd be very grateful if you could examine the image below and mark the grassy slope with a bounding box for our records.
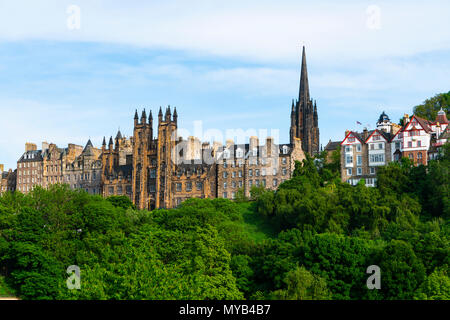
[237,201,277,242]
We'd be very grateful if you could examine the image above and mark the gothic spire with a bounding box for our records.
[116,129,122,140]
[102,136,106,146]
[149,110,153,123]
[165,105,171,121]
[173,107,178,123]
[299,46,310,103]
[158,106,163,123]
[141,109,147,123]
[134,109,138,120]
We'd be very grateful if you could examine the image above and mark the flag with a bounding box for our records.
[356,121,362,125]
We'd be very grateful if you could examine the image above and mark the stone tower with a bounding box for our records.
[132,109,154,209]
[156,106,178,209]
[290,46,319,155]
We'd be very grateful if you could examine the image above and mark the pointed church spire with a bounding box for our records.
[134,109,138,119]
[102,136,106,146]
[299,46,310,103]
[149,110,153,123]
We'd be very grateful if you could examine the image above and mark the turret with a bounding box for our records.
[149,110,153,125]
[134,109,139,126]
[141,109,147,124]
[102,136,106,151]
[173,107,178,125]
[165,106,171,122]
[108,136,113,150]
[115,129,122,150]
[158,106,163,124]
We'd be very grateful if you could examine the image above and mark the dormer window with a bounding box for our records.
[282,146,289,154]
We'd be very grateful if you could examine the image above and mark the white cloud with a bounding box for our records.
[0,0,449,63]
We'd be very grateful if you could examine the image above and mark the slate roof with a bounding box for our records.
[18,150,43,162]
[377,111,390,123]
[324,140,341,151]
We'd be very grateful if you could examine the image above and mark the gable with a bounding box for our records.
[341,131,363,145]
[365,130,389,143]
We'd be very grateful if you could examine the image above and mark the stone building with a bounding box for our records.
[215,136,304,200]
[16,143,44,194]
[113,104,306,210]
[0,165,16,195]
[64,140,102,194]
[290,46,320,156]
[41,142,65,188]
[101,132,133,200]
[323,140,341,163]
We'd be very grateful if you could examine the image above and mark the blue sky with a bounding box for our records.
[0,0,450,169]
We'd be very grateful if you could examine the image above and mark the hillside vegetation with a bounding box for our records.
[0,145,448,300]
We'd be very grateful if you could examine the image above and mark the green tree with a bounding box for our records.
[413,91,450,121]
[414,268,450,300]
[376,240,426,299]
[271,266,331,300]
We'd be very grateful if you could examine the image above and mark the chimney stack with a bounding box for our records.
[363,128,369,140]
[403,114,410,125]
[25,142,37,152]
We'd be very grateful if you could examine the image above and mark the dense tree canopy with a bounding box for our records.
[0,143,448,300]
[413,91,450,121]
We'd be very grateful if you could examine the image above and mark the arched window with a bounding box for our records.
[282,145,289,154]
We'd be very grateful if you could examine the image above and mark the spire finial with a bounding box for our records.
[299,45,310,103]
